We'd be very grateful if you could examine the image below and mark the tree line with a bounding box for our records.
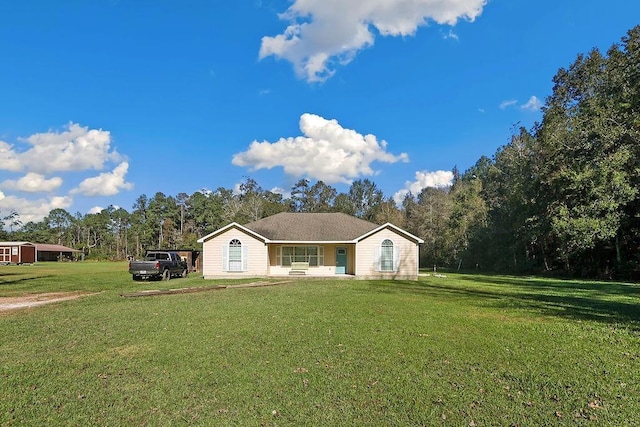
[1,26,639,279]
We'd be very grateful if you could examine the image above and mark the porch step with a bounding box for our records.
[289,270,307,276]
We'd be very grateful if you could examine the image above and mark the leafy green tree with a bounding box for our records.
[80,210,112,258]
[291,179,337,212]
[448,176,487,269]
[15,220,50,244]
[331,193,355,216]
[406,187,452,268]
[130,194,153,256]
[44,208,73,245]
[348,179,383,221]
[537,37,639,273]
[373,197,405,226]
[187,189,226,235]
[262,190,289,217]
[2,211,22,234]
[110,207,131,259]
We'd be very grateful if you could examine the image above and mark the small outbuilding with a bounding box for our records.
[36,244,81,262]
[0,241,37,264]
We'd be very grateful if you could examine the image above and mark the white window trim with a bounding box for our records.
[375,239,399,272]
[278,245,324,267]
[222,239,248,272]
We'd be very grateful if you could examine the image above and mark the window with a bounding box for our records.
[223,239,247,272]
[1,247,10,263]
[228,239,242,271]
[380,239,394,272]
[277,246,324,267]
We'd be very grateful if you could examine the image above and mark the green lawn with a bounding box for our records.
[1,263,639,426]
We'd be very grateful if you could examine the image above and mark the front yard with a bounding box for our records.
[1,263,639,425]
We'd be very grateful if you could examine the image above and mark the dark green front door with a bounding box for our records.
[336,247,347,274]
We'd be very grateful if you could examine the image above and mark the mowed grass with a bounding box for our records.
[1,263,639,426]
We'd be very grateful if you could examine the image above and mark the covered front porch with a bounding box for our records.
[266,243,356,277]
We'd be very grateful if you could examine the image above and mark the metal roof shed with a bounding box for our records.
[36,244,81,262]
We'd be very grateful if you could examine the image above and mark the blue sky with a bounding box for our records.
[1,0,638,224]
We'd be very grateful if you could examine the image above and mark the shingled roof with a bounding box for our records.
[243,212,380,241]
[37,244,81,253]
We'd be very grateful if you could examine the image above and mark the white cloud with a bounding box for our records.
[0,123,121,174]
[499,99,518,110]
[22,123,120,174]
[70,162,133,196]
[444,29,459,40]
[499,96,543,112]
[521,95,543,111]
[0,124,132,226]
[232,113,409,184]
[393,170,454,203]
[0,141,22,172]
[232,183,242,195]
[88,206,104,214]
[270,186,291,199]
[0,194,73,225]
[1,173,63,193]
[260,0,487,82]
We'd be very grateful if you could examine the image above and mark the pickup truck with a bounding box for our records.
[128,251,188,281]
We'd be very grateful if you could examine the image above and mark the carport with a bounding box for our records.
[36,244,81,261]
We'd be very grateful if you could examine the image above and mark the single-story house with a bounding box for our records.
[197,212,424,280]
[36,244,81,261]
[0,241,37,264]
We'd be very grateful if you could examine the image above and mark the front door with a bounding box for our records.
[336,247,347,274]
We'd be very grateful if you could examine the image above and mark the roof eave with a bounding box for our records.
[267,240,359,244]
[197,222,269,243]
[356,223,425,244]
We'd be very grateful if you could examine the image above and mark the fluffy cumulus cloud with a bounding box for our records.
[0,122,121,174]
[232,113,409,184]
[0,141,22,172]
[88,206,104,214]
[260,0,487,82]
[0,123,132,226]
[0,194,73,225]
[393,170,454,203]
[71,162,133,196]
[1,173,63,193]
[521,95,543,111]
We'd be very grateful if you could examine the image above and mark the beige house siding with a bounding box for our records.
[201,227,268,278]
[355,227,419,280]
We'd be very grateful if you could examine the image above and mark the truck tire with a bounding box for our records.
[181,268,188,278]
[162,269,170,281]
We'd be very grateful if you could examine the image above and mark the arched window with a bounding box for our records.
[228,239,243,271]
[380,239,394,272]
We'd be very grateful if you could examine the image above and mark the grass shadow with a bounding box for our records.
[366,275,640,330]
[458,274,640,297]
[0,275,54,286]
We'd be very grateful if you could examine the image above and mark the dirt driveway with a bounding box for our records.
[0,292,95,313]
